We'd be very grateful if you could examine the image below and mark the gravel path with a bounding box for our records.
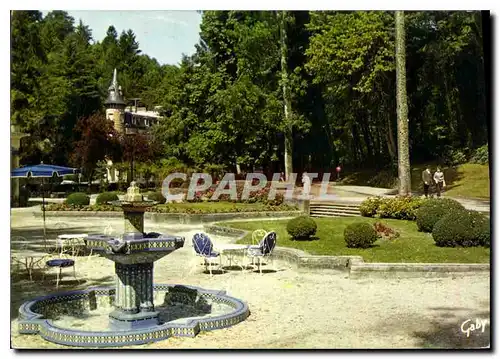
[10,212,490,349]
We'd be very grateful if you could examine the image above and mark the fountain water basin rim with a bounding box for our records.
[18,284,250,347]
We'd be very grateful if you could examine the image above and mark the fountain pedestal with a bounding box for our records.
[109,262,157,329]
[86,181,185,330]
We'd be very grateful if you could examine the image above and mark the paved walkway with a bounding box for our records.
[310,184,490,213]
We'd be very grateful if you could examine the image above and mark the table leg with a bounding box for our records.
[26,257,33,282]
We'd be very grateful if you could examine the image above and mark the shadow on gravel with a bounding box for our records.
[412,306,490,348]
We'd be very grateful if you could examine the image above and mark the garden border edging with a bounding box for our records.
[203,223,490,278]
[36,210,304,224]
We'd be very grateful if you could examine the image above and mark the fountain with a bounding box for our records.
[17,182,249,347]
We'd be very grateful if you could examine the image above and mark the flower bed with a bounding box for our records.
[45,202,297,214]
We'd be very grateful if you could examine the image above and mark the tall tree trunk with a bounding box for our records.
[395,11,411,195]
[280,11,293,181]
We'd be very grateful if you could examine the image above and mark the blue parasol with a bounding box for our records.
[11,163,77,178]
[11,163,78,242]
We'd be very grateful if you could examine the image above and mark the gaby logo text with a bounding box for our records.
[460,318,488,338]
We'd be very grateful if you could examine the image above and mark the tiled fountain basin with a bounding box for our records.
[18,284,250,347]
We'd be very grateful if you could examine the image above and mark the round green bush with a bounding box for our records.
[147,191,166,204]
[470,211,491,247]
[344,222,379,248]
[432,210,489,247]
[415,198,465,232]
[95,192,119,205]
[286,216,317,240]
[65,192,90,206]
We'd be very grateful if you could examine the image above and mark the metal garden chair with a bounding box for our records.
[192,233,223,276]
[246,231,277,275]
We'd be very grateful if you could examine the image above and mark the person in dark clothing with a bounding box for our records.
[422,166,432,197]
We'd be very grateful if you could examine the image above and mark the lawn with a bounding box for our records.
[221,217,490,263]
[340,163,490,199]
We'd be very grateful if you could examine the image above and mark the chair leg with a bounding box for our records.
[259,257,262,275]
[56,267,61,289]
[73,265,78,282]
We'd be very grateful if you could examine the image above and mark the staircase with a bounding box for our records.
[309,201,361,218]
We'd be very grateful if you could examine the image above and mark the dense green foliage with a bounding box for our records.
[95,192,119,204]
[360,196,425,220]
[65,192,90,206]
[375,196,425,220]
[470,145,489,165]
[432,209,490,247]
[146,191,166,204]
[344,222,378,248]
[415,198,465,232]
[286,216,317,239]
[359,197,384,217]
[11,11,488,178]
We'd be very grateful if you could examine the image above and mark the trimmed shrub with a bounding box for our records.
[95,192,119,205]
[360,196,383,217]
[432,210,489,247]
[469,211,491,247]
[65,192,90,206]
[286,216,317,240]
[416,198,465,232]
[344,222,378,248]
[147,191,166,204]
[375,196,425,220]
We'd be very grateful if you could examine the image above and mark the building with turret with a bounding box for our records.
[104,69,162,185]
[104,69,161,135]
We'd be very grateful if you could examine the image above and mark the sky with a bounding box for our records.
[49,10,203,65]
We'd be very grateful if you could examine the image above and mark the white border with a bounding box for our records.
[2,1,497,357]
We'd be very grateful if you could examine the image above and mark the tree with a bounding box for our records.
[10,10,45,128]
[280,11,294,181]
[120,133,158,181]
[71,113,120,183]
[395,11,411,195]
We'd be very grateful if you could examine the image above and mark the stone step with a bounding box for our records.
[310,207,360,214]
[310,206,360,212]
[310,209,360,216]
[310,201,361,207]
[310,212,360,218]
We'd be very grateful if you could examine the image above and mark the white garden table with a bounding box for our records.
[11,250,48,281]
[215,243,248,271]
[57,234,89,256]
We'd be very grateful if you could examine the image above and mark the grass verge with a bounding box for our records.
[220,217,490,263]
[339,163,489,199]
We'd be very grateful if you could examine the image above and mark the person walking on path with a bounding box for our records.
[433,167,446,197]
[422,166,432,197]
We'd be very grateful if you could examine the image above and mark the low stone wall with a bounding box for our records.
[37,210,304,224]
[203,223,491,277]
[347,258,490,279]
[203,224,248,238]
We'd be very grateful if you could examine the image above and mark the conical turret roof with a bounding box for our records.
[105,68,126,106]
